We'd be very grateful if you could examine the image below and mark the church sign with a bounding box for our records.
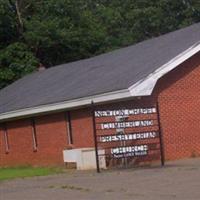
[92,103,165,172]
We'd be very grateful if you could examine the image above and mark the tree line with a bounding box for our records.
[0,0,199,89]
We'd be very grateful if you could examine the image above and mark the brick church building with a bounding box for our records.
[0,23,200,168]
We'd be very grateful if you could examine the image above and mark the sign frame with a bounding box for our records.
[91,101,165,173]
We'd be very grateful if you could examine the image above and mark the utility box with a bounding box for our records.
[63,148,106,170]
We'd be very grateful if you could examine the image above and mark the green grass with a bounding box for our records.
[0,166,63,181]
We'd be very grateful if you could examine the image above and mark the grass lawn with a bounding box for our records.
[0,166,63,181]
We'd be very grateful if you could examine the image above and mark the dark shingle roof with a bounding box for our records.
[0,23,200,115]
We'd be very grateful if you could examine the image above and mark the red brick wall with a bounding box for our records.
[0,113,69,166]
[70,108,94,148]
[155,52,200,160]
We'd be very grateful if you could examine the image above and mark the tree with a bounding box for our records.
[0,0,18,48]
[0,0,199,89]
[0,42,38,89]
[23,0,107,66]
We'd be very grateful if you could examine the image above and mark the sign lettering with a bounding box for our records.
[101,120,154,129]
[95,108,156,117]
[111,145,148,158]
[99,131,157,142]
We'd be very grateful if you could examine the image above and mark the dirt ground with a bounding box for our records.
[1,158,200,200]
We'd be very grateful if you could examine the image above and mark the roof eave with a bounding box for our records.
[0,89,131,122]
[129,42,200,96]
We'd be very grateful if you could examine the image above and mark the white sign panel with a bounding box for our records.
[101,120,153,129]
[100,131,157,142]
[95,108,156,117]
[111,145,148,158]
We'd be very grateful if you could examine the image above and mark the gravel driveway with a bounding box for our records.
[1,158,200,200]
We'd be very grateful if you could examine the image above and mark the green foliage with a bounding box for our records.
[0,0,18,48]
[0,0,199,89]
[23,0,107,66]
[0,42,38,88]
